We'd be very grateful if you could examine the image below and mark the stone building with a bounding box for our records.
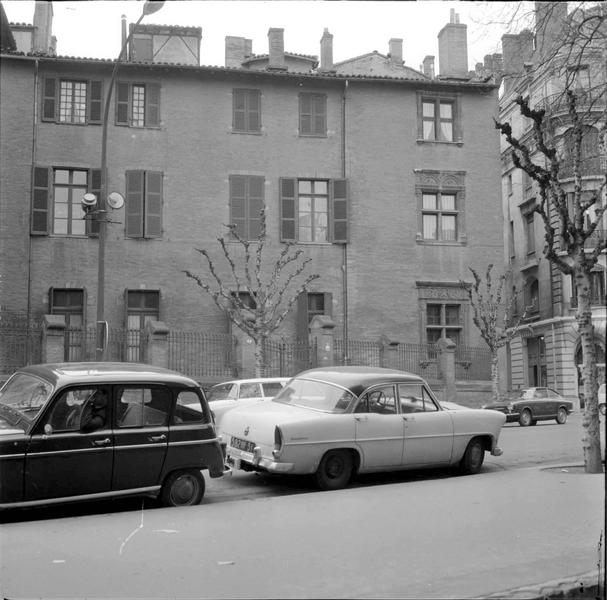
[1,2,502,372]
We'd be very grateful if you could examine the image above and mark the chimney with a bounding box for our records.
[267,27,286,70]
[388,38,403,68]
[225,36,248,68]
[319,28,334,72]
[437,11,468,78]
[501,30,533,93]
[32,0,53,54]
[422,55,435,78]
[121,15,127,60]
[534,1,568,61]
[244,38,252,58]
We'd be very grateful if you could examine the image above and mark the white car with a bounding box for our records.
[222,367,506,490]
[207,377,289,432]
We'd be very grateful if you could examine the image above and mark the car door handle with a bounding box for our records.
[354,416,368,422]
[92,438,111,446]
[149,434,167,442]
[402,416,415,421]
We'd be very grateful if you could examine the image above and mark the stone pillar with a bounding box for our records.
[143,321,169,368]
[437,337,457,402]
[42,314,65,363]
[231,327,256,378]
[309,315,335,368]
[378,335,399,370]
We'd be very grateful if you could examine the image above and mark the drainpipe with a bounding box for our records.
[551,322,557,391]
[341,79,349,365]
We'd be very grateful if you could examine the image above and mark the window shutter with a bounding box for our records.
[248,176,264,239]
[296,291,309,341]
[116,82,130,125]
[331,179,348,244]
[248,90,261,132]
[145,171,162,238]
[87,169,102,236]
[42,78,56,121]
[88,80,103,124]
[31,167,50,235]
[233,89,246,131]
[314,94,327,135]
[229,175,246,238]
[145,83,161,127]
[299,94,312,135]
[125,170,144,237]
[279,178,297,242]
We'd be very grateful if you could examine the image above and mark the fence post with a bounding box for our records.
[437,337,457,402]
[231,327,256,378]
[42,314,66,363]
[143,321,169,368]
[309,315,335,368]
[378,335,399,369]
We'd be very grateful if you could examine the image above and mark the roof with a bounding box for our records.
[17,362,199,388]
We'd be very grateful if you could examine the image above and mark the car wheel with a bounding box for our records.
[556,407,568,425]
[160,470,205,507]
[459,438,485,475]
[315,450,353,491]
[519,409,533,427]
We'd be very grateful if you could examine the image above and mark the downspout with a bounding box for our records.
[551,321,557,391]
[341,79,349,365]
[26,58,40,362]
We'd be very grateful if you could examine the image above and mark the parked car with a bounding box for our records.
[207,377,289,431]
[599,384,606,416]
[221,366,506,491]
[481,387,574,426]
[0,362,226,510]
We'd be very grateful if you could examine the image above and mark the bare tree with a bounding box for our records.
[463,265,529,402]
[184,208,319,377]
[495,3,606,473]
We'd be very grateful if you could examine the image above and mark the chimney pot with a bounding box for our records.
[388,38,403,68]
[422,55,435,78]
[438,13,468,78]
[320,28,334,72]
[268,27,286,70]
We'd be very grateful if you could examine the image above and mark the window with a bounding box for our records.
[426,303,462,346]
[418,94,460,142]
[131,34,153,62]
[355,385,397,415]
[299,93,327,136]
[233,89,261,133]
[279,178,348,243]
[229,175,264,240]
[42,78,102,124]
[398,383,438,413]
[47,387,106,432]
[50,288,85,361]
[116,82,160,127]
[422,192,458,241]
[562,126,600,178]
[507,173,513,196]
[525,278,539,314]
[116,386,170,428]
[125,171,163,238]
[509,220,515,261]
[524,211,535,256]
[571,271,606,307]
[31,167,101,236]
[297,292,332,341]
[173,390,207,425]
[568,65,590,91]
[125,290,159,362]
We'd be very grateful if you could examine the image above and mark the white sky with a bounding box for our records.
[4,1,535,71]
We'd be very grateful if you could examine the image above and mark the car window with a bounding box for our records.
[422,387,439,412]
[262,382,285,397]
[274,378,355,413]
[361,385,397,415]
[546,389,559,398]
[117,386,170,428]
[45,387,108,433]
[239,383,262,398]
[398,383,425,413]
[208,384,234,402]
[173,390,206,424]
[0,373,53,423]
[534,388,547,399]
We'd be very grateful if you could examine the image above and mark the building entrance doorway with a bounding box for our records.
[527,335,547,387]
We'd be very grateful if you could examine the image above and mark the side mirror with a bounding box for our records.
[44,423,53,436]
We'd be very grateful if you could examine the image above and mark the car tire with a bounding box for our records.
[315,450,353,491]
[556,407,568,425]
[459,438,485,475]
[160,469,205,507]
[519,409,533,427]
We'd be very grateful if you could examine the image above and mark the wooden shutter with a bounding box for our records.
[116,82,130,125]
[42,78,56,121]
[125,170,144,237]
[145,83,161,127]
[299,94,312,135]
[31,166,50,235]
[248,176,264,239]
[296,291,309,341]
[145,171,162,238]
[88,80,103,124]
[233,89,246,131]
[248,90,261,132]
[279,178,297,242]
[331,179,348,244]
[314,94,327,135]
[87,169,101,236]
[229,175,246,238]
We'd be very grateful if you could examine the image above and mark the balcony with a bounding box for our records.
[533,88,606,115]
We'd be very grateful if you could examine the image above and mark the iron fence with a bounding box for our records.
[455,346,492,380]
[0,311,43,378]
[262,338,317,377]
[168,331,236,380]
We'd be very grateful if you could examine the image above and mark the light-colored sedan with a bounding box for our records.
[222,367,506,490]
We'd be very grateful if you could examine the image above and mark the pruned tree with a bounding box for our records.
[463,265,529,402]
[494,2,606,473]
[184,207,320,377]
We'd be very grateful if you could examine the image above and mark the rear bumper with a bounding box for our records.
[226,446,294,473]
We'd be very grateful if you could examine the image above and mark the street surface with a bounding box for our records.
[1,412,604,599]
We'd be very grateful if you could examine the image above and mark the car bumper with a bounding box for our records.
[491,446,503,457]
[226,446,294,473]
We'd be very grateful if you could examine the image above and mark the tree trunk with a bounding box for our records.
[254,338,264,378]
[575,267,603,473]
[490,351,500,402]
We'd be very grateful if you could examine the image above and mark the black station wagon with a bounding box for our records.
[0,363,226,509]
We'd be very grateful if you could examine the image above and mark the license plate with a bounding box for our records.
[231,436,255,453]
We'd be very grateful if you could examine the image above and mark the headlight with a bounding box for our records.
[507,403,514,412]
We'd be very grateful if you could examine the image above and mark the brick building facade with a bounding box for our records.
[1,3,503,367]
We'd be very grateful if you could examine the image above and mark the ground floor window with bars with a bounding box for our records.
[126,290,159,361]
[425,303,462,347]
[50,288,84,361]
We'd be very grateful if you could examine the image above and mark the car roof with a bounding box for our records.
[211,377,289,387]
[16,362,199,388]
[293,366,425,396]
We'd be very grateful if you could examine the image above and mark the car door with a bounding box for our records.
[24,386,113,501]
[353,384,405,469]
[112,384,170,491]
[398,383,453,467]
[545,389,561,416]
[532,388,550,417]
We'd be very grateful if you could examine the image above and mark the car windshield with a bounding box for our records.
[272,377,356,413]
[208,384,233,402]
[0,372,54,425]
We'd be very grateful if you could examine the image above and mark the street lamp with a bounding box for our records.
[95,0,164,360]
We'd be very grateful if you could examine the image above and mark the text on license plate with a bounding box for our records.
[231,436,255,453]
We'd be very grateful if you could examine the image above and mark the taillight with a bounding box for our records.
[274,426,283,453]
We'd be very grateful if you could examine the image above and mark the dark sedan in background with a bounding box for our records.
[482,387,574,426]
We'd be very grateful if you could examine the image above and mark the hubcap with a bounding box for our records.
[171,475,198,504]
[326,456,344,479]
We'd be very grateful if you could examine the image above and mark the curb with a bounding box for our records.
[477,571,602,599]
